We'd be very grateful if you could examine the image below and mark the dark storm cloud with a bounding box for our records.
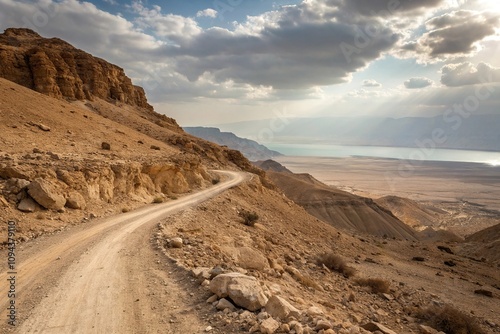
[158,2,399,89]
[339,0,444,16]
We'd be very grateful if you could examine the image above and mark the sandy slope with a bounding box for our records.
[0,171,245,333]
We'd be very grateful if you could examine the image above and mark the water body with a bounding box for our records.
[266,143,500,166]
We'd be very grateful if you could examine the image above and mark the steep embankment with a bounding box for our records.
[264,169,418,240]
[460,223,500,265]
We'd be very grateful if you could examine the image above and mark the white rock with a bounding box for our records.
[210,272,268,311]
[260,317,280,334]
[170,237,183,248]
[265,295,301,320]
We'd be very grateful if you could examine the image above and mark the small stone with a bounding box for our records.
[205,326,213,332]
[280,323,291,332]
[216,298,236,311]
[17,197,37,212]
[170,237,183,248]
[474,289,493,297]
[306,306,324,317]
[315,320,332,330]
[37,123,51,131]
[260,317,280,334]
[101,142,111,150]
[419,324,439,334]
[361,322,398,334]
[206,295,218,303]
[265,295,301,320]
[150,145,160,150]
[382,293,394,301]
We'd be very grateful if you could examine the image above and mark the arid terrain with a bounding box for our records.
[275,156,500,237]
[0,28,499,334]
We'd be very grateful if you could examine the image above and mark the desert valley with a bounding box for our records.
[0,26,499,334]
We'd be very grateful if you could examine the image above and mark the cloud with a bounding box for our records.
[103,0,117,5]
[340,0,444,17]
[362,79,381,87]
[402,10,499,61]
[196,9,218,18]
[130,2,201,42]
[441,62,500,87]
[404,77,433,89]
[159,1,400,90]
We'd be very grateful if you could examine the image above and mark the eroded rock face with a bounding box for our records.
[0,28,152,110]
[209,273,268,311]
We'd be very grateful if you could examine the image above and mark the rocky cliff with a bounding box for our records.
[0,28,152,110]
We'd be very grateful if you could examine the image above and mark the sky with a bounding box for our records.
[0,0,499,126]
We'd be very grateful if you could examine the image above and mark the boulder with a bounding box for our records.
[65,192,86,209]
[265,295,301,320]
[237,247,269,271]
[260,317,280,334]
[27,178,66,210]
[17,197,38,212]
[210,272,268,311]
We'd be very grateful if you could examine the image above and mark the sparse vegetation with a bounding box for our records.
[317,252,357,278]
[239,209,259,226]
[415,305,485,334]
[355,277,390,294]
[153,196,164,204]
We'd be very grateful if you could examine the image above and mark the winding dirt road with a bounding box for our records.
[1,171,246,333]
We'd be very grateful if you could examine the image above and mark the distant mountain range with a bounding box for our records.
[183,127,282,161]
[216,115,500,152]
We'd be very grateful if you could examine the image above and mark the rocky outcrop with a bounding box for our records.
[0,28,152,110]
[209,273,268,311]
[28,178,66,210]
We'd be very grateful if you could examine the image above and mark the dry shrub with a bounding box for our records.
[317,252,357,278]
[296,273,322,290]
[416,305,485,334]
[239,209,259,226]
[152,196,164,204]
[355,277,390,294]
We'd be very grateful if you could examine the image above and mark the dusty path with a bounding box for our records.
[0,171,246,333]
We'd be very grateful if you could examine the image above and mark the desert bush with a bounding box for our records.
[355,277,390,293]
[239,209,259,226]
[415,305,485,334]
[152,196,164,204]
[317,252,357,278]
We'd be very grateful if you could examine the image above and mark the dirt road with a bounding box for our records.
[0,171,246,333]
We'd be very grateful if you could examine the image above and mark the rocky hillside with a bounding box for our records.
[259,164,418,241]
[184,127,282,161]
[0,28,152,110]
